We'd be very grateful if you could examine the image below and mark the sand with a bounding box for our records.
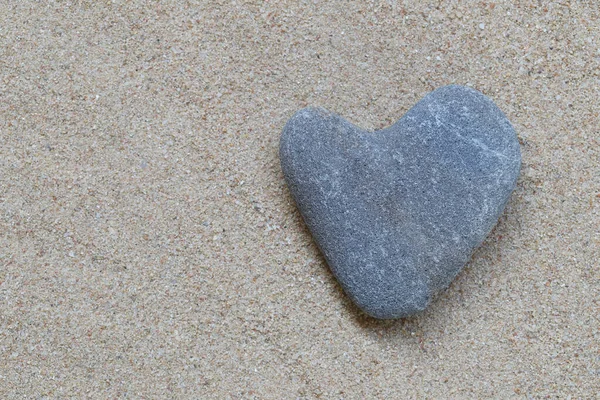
[0,1,598,398]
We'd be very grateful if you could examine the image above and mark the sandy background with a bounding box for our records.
[0,0,598,398]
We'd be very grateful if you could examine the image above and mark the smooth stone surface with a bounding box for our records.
[280,85,521,319]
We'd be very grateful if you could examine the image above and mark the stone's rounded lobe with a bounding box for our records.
[280,85,521,319]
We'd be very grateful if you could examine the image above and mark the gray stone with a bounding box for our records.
[279,85,521,319]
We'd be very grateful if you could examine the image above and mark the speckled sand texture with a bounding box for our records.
[0,1,598,398]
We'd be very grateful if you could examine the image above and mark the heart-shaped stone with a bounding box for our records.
[280,85,521,319]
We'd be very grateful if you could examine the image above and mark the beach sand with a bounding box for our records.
[1,1,598,398]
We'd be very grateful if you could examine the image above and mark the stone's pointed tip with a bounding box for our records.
[358,288,431,320]
[280,86,521,319]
